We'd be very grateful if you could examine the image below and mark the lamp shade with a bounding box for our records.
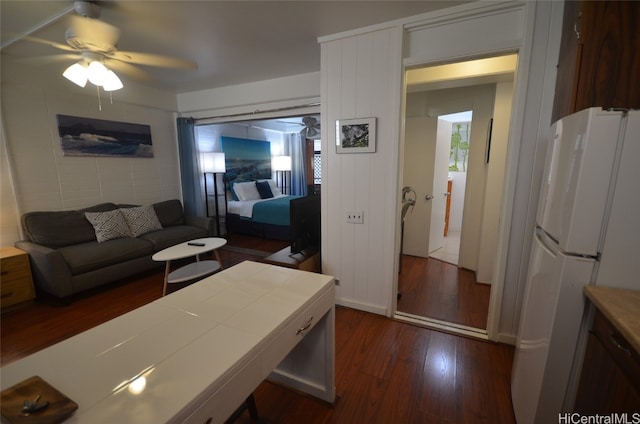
[102,70,123,91]
[202,152,226,173]
[87,60,109,86]
[63,62,88,87]
[272,155,291,171]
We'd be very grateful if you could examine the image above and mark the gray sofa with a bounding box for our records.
[15,199,213,300]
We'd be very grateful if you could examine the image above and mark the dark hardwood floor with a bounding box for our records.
[397,255,491,329]
[1,234,515,423]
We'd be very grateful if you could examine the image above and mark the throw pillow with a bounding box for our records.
[85,209,131,243]
[255,180,274,199]
[120,205,163,237]
[233,181,261,201]
[258,179,282,197]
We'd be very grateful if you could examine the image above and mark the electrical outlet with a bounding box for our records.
[346,211,364,224]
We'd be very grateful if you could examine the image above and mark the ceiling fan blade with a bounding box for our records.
[105,59,153,81]
[22,35,78,52]
[111,50,197,69]
[68,15,120,51]
[18,53,82,65]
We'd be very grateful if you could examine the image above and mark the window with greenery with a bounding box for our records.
[449,121,471,172]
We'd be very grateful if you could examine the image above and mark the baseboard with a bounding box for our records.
[496,332,517,345]
[334,297,387,316]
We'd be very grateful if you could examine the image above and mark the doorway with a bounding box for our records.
[428,111,472,265]
[396,54,517,336]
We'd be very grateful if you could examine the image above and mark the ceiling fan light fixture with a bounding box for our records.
[63,62,88,87]
[102,70,123,91]
[87,60,109,86]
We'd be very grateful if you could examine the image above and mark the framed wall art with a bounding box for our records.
[220,136,271,185]
[336,117,376,153]
[56,114,153,158]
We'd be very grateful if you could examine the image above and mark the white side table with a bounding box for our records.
[152,237,227,295]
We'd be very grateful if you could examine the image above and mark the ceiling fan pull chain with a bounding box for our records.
[96,85,102,111]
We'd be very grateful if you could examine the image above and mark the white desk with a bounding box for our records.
[0,262,335,423]
[152,237,227,295]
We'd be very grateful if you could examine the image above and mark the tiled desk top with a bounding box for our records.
[1,261,334,423]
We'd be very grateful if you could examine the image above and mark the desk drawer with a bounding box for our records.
[262,286,334,376]
[181,358,262,424]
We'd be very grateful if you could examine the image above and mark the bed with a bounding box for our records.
[225,180,300,240]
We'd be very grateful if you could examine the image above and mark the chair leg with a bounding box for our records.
[246,394,258,420]
[224,393,259,423]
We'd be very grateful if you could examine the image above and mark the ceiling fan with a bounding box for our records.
[20,1,197,90]
[300,116,321,138]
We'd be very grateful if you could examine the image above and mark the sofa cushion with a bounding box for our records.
[58,237,154,275]
[85,209,131,242]
[139,225,209,251]
[120,205,163,237]
[22,203,117,247]
[152,200,185,227]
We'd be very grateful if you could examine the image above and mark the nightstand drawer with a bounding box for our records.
[1,247,35,308]
[1,279,36,307]
[1,254,31,282]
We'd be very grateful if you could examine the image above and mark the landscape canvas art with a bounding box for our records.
[57,115,153,158]
[221,136,271,185]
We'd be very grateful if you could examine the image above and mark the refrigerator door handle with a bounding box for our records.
[535,228,558,258]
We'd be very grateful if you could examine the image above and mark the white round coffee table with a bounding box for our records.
[152,237,227,295]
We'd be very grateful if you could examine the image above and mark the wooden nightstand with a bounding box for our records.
[1,247,36,309]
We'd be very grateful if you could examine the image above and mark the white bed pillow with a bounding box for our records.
[233,181,261,201]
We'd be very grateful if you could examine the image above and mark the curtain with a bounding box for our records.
[289,133,307,196]
[176,117,205,217]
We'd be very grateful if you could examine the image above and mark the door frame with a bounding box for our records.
[393,53,519,340]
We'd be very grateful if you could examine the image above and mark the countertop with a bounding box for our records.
[584,286,640,354]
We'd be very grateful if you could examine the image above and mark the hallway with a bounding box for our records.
[397,254,490,329]
[429,230,460,265]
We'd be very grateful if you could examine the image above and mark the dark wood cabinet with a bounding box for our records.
[551,1,640,123]
[574,310,640,413]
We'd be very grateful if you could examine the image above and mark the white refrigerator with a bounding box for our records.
[511,107,640,424]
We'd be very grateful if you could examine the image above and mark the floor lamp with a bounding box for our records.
[203,152,226,237]
[272,155,291,195]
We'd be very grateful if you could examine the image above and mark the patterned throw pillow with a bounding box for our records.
[85,209,131,243]
[120,205,163,237]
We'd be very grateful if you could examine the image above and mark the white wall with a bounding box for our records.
[320,25,403,315]
[1,60,182,244]
[320,1,563,343]
[475,80,513,284]
[177,72,321,120]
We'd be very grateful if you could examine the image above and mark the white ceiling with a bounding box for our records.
[1,1,469,94]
